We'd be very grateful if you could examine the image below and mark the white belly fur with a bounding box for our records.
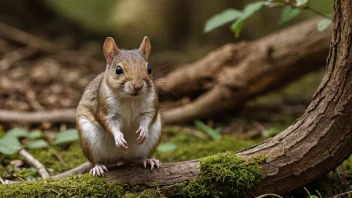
[79,113,161,165]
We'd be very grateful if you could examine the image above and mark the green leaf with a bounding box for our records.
[0,136,21,155]
[317,18,332,32]
[4,128,42,139]
[25,140,49,149]
[204,9,242,33]
[296,0,308,7]
[4,128,29,138]
[231,19,245,38]
[157,142,177,153]
[27,130,42,139]
[0,125,4,138]
[280,6,301,24]
[194,120,221,140]
[241,1,265,18]
[53,129,79,145]
[231,1,265,37]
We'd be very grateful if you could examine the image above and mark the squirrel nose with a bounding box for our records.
[131,81,143,91]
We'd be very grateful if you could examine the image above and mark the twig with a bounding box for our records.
[305,7,331,19]
[25,90,44,111]
[332,190,352,198]
[12,175,26,181]
[168,126,208,139]
[252,121,266,134]
[19,149,50,178]
[0,177,17,185]
[287,3,332,19]
[49,147,65,165]
[0,109,75,123]
[316,190,322,198]
[0,23,102,70]
[51,162,92,180]
[0,22,59,52]
[0,177,4,184]
[236,129,261,139]
[0,47,37,70]
[256,194,283,198]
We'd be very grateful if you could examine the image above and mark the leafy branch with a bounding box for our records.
[204,0,332,37]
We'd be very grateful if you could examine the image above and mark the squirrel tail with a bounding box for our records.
[51,162,93,179]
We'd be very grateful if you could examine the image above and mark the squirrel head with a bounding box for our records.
[103,36,154,98]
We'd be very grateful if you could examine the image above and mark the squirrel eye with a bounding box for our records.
[147,65,152,74]
[116,66,123,75]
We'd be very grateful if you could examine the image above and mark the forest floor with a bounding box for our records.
[1,65,351,197]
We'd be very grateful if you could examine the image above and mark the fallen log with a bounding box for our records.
[157,17,333,124]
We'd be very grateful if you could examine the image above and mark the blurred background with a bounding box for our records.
[2,0,350,197]
[0,0,332,57]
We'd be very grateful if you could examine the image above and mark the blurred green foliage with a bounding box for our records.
[46,0,117,32]
[205,0,333,37]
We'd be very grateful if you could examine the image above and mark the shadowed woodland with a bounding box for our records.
[0,0,352,197]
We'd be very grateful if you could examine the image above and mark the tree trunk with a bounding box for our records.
[104,0,352,196]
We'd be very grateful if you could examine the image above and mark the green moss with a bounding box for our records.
[13,169,38,180]
[179,152,265,198]
[0,174,125,198]
[155,133,260,163]
[30,143,86,175]
[124,189,164,198]
[344,155,352,174]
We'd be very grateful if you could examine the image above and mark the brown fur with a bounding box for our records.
[76,37,160,166]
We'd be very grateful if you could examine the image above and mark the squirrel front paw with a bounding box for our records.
[114,132,128,150]
[136,126,148,144]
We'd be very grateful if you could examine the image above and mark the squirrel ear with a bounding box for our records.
[139,36,151,59]
[103,37,119,64]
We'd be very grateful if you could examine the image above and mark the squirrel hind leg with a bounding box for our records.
[89,164,108,177]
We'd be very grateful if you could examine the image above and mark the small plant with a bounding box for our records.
[304,187,322,198]
[194,120,221,140]
[157,142,177,153]
[0,128,79,155]
[204,0,332,38]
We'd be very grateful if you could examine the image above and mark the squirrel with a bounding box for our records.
[52,36,161,179]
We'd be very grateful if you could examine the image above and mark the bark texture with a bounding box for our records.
[158,17,332,124]
[103,0,352,196]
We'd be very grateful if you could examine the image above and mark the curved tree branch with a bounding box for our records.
[0,109,75,123]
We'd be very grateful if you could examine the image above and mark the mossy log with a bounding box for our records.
[103,0,352,196]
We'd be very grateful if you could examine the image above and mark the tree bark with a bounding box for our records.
[157,17,332,124]
[103,0,352,196]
